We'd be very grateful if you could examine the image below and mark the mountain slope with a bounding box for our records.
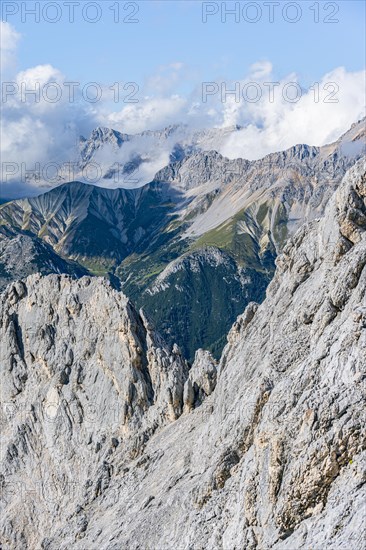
[0,180,182,274]
[141,246,270,358]
[1,158,365,549]
[155,117,366,243]
[0,233,89,292]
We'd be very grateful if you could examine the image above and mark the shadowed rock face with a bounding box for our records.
[0,159,365,550]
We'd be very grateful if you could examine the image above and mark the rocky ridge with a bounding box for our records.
[19,124,244,191]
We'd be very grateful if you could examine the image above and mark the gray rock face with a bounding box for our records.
[0,234,89,292]
[0,275,188,548]
[0,159,365,549]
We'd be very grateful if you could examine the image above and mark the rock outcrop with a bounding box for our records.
[0,159,365,549]
[183,349,218,412]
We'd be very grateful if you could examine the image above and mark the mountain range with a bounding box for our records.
[19,124,245,193]
[0,118,365,360]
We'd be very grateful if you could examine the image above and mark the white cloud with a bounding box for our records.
[0,21,20,72]
[103,95,187,134]
[1,55,96,195]
[13,64,67,114]
[249,60,273,79]
[144,62,187,95]
[220,66,366,160]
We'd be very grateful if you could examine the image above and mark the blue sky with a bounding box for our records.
[4,0,366,88]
